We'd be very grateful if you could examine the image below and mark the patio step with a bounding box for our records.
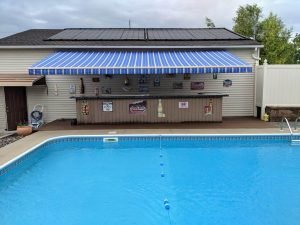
[291,139,300,146]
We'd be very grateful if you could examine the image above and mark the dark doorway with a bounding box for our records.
[4,87,28,131]
[256,107,261,119]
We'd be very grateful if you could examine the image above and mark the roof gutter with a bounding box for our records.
[0,45,263,49]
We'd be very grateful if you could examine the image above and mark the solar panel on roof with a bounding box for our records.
[207,29,243,39]
[187,29,215,39]
[74,30,104,39]
[171,29,193,39]
[120,29,144,40]
[147,29,191,40]
[49,29,83,39]
[147,29,162,40]
[47,28,145,40]
[177,29,195,39]
[46,28,246,41]
[112,29,125,39]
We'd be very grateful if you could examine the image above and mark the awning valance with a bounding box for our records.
[0,75,45,86]
[29,50,252,75]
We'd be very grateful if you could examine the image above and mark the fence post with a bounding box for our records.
[254,60,259,117]
[261,59,268,120]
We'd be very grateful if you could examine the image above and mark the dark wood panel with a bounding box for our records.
[76,97,223,124]
[4,87,28,130]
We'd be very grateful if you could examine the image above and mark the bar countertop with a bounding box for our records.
[71,92,228,100]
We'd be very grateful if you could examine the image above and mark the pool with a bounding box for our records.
[0,135,300,225]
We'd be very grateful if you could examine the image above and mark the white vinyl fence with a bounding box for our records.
[256,60,300,119]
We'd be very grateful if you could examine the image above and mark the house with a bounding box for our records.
[0,28,262,130]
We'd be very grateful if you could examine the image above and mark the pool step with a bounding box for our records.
[291,139,300,145]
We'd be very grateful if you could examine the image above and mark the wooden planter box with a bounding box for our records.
[16,126,32,136]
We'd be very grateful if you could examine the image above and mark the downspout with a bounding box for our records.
[252,47,261,61]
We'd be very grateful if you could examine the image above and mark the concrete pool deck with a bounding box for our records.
[0,119,300,167]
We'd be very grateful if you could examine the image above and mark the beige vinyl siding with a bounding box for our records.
[226,49,255,116]
[0,87,7,131]
[26,77,77,122]
[0,49,54,128]
[0,49,53,74]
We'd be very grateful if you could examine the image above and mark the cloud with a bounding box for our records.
[32,19,48,24]
[0,0,299,38]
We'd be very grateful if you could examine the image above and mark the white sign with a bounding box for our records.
[69,84,76,94]
[102,102,113,112]
[179,101,189,109]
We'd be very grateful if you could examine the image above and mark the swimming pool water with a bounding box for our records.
[0,136,300,225]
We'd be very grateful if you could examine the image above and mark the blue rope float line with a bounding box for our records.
[168,210,174,225]
[158,136,174,225]
[159,136,165,177]
[160,153,165,177]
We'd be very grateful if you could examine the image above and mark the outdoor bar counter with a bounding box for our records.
[73,93,228,124]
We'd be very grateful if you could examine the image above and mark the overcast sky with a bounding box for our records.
[0,0,299,38]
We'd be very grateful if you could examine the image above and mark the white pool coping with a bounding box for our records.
[1,132,299,171]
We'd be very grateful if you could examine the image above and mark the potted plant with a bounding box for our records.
[16,121,32,136]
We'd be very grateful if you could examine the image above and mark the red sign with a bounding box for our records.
[129,100,147,114]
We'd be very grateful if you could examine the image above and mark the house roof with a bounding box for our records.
[0,28,261,48]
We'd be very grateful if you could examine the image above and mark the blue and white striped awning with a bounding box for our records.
[29,50,252,75]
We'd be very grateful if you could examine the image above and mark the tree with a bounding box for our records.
[205,17,215,28]
[233,4,262,39]
[292,33,300,64]
[233,4,295,64]
[258,13,293,64]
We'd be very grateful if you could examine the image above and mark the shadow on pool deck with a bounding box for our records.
[39,117,278,131]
